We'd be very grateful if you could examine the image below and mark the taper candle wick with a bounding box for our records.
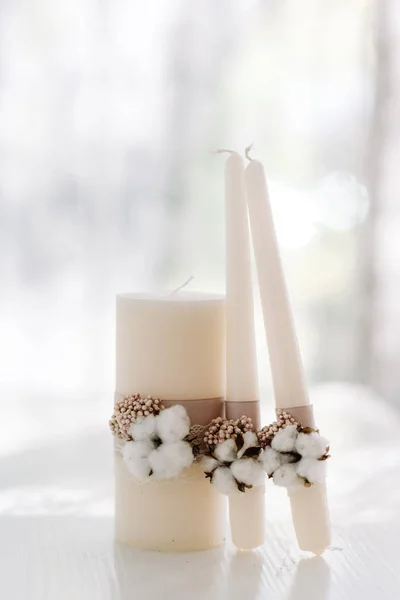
[244,144,254,162]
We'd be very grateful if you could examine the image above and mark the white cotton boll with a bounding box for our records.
[122,440,154,480]
[149,440,193,480]
[214,438,237,463]
[202,456,219,473]
[272,463,300,488]
[271,425,298,453]
[230,458,264,486]
[260,447,282,475]
[212,467,238,495]
[156,405,191,443]
[295,432,330,459]
[129,414,157,441]
[237,431,259,459]
[297,458,326,484]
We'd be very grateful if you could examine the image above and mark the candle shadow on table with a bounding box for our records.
[286,556,331,600]
[223,550,264,600]
[113,542,229,600]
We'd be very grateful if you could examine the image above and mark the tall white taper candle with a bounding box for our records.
[245,155,331,555]
[224,152,265,549]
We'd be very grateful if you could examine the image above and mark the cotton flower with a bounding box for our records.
[271,425,298,453]
[263,417,330,489]
[202,433,263,495]
[296,458,326,484]
[214,438,237,463]
[212,467,238,495]
[122,440,155,480]
[122,405,194,481]
[295,431,330,459]
[156,405,191,444]
[202,455,219,473]
[129,414,157,441]
[149,440,194,479]
[230,457,264,487]
[260,447,282,476]
[272,464,300,488]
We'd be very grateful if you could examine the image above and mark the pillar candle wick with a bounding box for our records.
[213,148,235,155]
[168,275,194,297]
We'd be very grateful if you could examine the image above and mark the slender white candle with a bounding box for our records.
[224,152,265,549]
[225,152,259,410]
[245,156,331,555]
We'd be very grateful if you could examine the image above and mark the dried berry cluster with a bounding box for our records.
[109,394,164,440]
[203,415,254,447]
[257,409,298,448]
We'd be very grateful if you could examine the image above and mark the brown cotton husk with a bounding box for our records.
[281,451,301,464]
[236,480,253,493]
[242,446,262,458]
[300,426,318,435]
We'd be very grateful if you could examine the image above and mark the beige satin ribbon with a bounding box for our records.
[114,393,224,426]
[225,400,261,429]
[278,404,316,428]
[114,393,313,432]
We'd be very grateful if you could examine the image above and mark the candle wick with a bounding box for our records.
[169,275,194,297]
[212,149,235,155]
[245,144,254,161]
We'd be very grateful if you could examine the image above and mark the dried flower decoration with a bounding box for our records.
[202,431,264,494]
[184,424,209,459]
[122,405,194,480]
[109,394,164,441]
[257,409,299,448]
[261,424,330,489]
[203,416,254,447]
[110,395,330,491]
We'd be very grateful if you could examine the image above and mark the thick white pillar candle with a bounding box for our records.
[115,292,227,551]
[225,152,265,549]
[245,159,331,555]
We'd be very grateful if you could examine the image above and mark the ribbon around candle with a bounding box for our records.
[225,400,261,429]
[114,393,224,426]
[114,394,262,428]
[278,405,315,428]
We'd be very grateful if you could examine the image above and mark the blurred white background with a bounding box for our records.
[1,0,399,404]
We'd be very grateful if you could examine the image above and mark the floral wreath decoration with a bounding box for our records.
[110,394,331,495]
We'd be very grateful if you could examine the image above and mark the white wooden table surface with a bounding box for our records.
[1,383,399,600]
